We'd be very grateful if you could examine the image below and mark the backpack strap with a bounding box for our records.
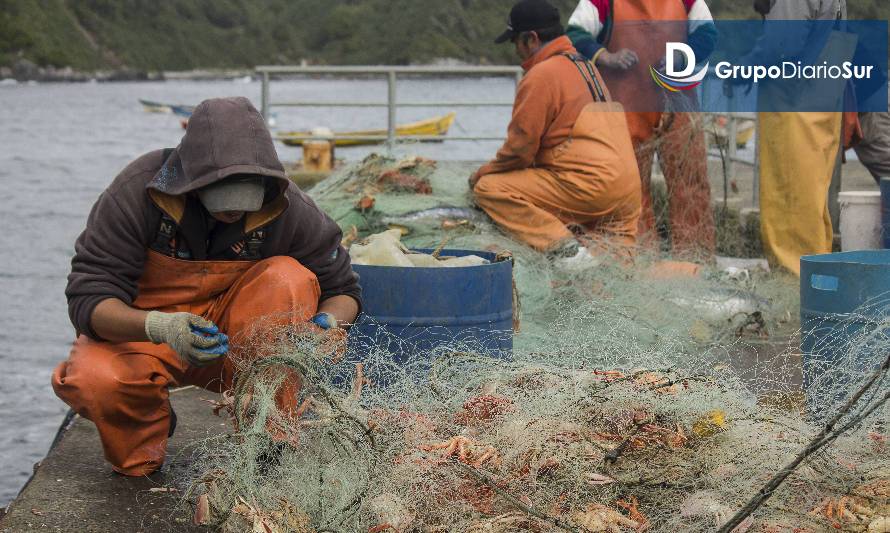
[563,53,608,102]
[243,229,267,260]
[151,148,181,257]
[151,213,181,258]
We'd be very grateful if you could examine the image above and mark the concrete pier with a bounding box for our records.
[0,387,223,532]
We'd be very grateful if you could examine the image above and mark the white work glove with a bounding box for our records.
[145,311,229,367]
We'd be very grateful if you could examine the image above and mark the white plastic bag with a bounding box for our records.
[349,230,414,267]
[350,230,490,268]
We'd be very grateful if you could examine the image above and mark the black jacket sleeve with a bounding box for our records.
[274,188,362,310]
[66,159,160,339]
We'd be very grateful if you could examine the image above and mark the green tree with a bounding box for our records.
[1,0,887,70]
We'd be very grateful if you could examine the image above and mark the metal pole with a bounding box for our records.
[261,70,270,120]
[753,118,761,208]
[256,65,522,75]
[387,71,397,152]
[728,115,738,185]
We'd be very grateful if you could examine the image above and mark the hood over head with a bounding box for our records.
[148,97,289,199]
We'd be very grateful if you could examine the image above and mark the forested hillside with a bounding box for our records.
[1,0,887,73]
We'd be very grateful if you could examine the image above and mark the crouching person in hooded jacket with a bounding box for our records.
[52,97,361,476]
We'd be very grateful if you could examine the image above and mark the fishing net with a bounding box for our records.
[639,92,762,259]
[308,153,795,348]
[175,307,887,532]
[172,155,888,532]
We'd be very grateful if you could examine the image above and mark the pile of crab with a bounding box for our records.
[184,346,889,533]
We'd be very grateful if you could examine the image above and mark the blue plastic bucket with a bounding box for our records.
[881,178,890,248]
[800,251,890,419]
[348,249,514,375]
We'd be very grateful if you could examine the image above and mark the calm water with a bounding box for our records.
[0,77,516,505]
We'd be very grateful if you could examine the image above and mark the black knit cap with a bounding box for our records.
[495,0,561,44]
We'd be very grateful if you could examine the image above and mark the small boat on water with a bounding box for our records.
[139,99,173,113]
[277,112,456,147]
[139,99,195,116]
[170,104,196,118]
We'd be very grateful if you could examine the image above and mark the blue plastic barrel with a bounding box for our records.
[881,178,890,248]
[800,251,890,419]
[349,249,514,373]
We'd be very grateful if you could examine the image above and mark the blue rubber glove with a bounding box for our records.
[145,311,229,367]
[310,312,338,330]
[190,323,230,357]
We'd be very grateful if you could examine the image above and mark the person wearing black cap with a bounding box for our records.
[471,0,642,258]
[493,0,564,46]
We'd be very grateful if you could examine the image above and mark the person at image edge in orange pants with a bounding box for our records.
[566,0,718,257]
[52,97,361,476]
[470,0,641,262]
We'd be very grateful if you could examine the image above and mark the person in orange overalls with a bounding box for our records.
[53,97,361,476]
[566,0,718,257]
[470,0,641,259]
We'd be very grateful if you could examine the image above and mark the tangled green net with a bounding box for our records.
[174,156,887,533]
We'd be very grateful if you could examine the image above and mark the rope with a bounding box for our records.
[717,353,890,532]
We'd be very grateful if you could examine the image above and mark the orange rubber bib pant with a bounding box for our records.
[473,101,642,253]
[52,251,320,475]
[602,0,715,255]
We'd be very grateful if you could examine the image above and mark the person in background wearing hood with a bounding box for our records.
[470,0,641,261]
[52,97,361,476]
[565,0,718,258]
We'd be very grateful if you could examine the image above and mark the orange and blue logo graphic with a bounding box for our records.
[651,43,709,92]
[650,64,708,92]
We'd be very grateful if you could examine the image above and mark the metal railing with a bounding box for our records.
[257,65,524,149]
[257,64,759,201]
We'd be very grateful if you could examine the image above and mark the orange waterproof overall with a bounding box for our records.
[52,251,320,475]
[474,66,641,253]
[602,0,714,256]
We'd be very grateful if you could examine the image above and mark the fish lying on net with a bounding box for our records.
[669,288,770,323]
[382,206,483,225]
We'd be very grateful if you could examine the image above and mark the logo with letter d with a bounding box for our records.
[651,43,709,92]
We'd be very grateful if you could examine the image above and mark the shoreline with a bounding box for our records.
[0,66,256,84]
[0,58,478,84]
